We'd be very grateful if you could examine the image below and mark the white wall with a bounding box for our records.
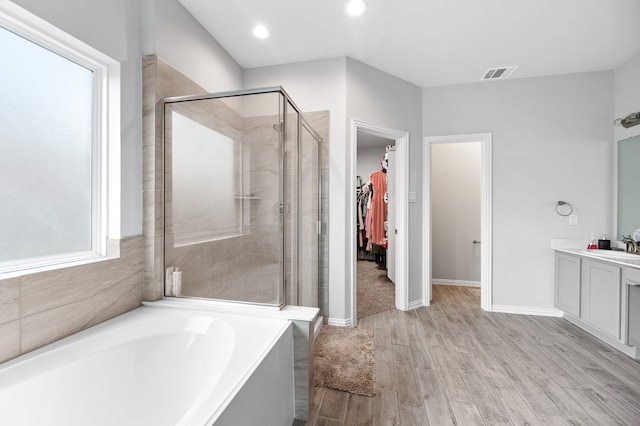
[347,58,424,305]
[246,57,424,322]
[424,71,614,311]
[244,58,349,319]
[614,52,640,142]
[357,146,386,182]
[11,0,143,237]
[431,142,481,283]
[141,0,242,93]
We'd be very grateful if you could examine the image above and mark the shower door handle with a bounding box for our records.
[274,201,290,215]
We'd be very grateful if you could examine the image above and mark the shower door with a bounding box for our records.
[283,100,320,307]
[162,87,321,309]
[163,92,285,306]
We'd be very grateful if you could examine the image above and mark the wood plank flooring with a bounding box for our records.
[305,285,640,425]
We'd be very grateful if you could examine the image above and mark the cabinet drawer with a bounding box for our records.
[624,267,640,286]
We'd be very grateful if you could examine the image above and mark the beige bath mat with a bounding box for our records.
[313,326,376,396]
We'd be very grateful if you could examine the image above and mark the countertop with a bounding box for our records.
[555,247,640,270]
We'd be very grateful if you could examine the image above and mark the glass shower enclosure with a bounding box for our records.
[162,87,321,308]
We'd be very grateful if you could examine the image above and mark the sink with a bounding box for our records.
[581,249,640,260]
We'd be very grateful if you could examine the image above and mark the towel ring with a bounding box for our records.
[555,201,573,217]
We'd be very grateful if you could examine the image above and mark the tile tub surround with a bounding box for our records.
[0,237,144,364]
[143,55,330,314]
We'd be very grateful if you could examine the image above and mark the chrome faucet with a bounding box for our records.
[621,237,638,254]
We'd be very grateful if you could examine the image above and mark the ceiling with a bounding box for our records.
[178,0,640,88]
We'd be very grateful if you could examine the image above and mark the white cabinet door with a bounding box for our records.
[554,253,581,317]
[622,267,640,346]
[581,259,621,339]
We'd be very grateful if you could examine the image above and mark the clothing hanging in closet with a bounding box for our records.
[357,180,373,255]
[368,169,387,246]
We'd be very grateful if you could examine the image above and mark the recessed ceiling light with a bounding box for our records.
[251,24,270,39]
[344,0,367,17]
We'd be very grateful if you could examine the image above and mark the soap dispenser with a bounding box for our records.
[587,233,598,250]
[598,234,611,250]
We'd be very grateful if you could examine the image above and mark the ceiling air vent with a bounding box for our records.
[482,66,518,80]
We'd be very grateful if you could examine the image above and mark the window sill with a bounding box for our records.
[0,239,121,280]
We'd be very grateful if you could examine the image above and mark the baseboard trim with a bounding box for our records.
[408,299,423,310]
[433,279,481,287]
[491,305,564,317]
[562,313,638,359]
[327,317,353,327]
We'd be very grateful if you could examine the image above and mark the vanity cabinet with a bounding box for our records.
[623,267,640,347]
[554,253,581,317]
[580,259,621,340]
[554,250,639,359]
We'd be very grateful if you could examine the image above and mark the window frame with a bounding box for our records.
[0,3,120,275]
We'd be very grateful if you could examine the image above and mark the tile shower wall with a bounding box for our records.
[143,55,329,314]
[143,55,207,301]
[0,237,143,363]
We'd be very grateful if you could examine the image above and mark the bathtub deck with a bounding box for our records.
[305,284,640,425]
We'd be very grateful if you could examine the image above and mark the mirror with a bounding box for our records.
[617,135,640,239]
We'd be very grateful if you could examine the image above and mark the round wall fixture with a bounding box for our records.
[555,201,573,216]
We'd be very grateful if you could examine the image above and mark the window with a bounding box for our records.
[0,3,120,273]
[171,112,243,246]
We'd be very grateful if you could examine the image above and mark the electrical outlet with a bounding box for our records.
[568,214,578,226]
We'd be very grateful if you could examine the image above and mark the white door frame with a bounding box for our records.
[423,133,493,311]
[350,119,409,326]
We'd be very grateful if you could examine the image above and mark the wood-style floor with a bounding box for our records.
[305,284,640,425]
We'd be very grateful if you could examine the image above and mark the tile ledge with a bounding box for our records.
[0,251,120,281]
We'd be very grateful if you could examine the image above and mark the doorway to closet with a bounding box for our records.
[356,132,395,320]
[423,133,493,311]
[350,120,409,326]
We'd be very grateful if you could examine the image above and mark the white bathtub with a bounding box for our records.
[0,306,295,425]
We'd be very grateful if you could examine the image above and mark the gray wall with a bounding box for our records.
[245,58,350,320]
[141,0,242,93]
[614,52,640,142]
[246,58,424,323]
[4,0,638,342]
[424,71,614,311]
[346,58,424,305]
[358,146,386,183]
